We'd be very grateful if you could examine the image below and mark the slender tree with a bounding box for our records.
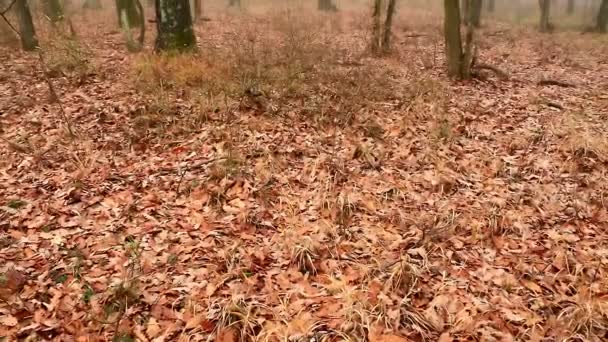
[83,0,102,9]
[469,0,482,27]
[566,0,574,15]
[318,0,337,11]
[116,0,142,28]
[596,0,608,32]
[192,0,202,21]
[539,0,552,32]
[486,0,495,12]
[43,0,63,22]
[155,0,196,51]
[15,0,38,51]
[371,0,382,54]
[381,0,396,51]
[444,0,475,79]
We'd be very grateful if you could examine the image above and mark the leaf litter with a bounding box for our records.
[1,5,608,342]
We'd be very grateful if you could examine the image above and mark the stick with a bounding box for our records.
[538,79,575,88]
[476,63,509,80]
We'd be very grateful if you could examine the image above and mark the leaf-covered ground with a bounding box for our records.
[1,5,608,342]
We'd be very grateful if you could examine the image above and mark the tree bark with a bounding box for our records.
[566,0,574,15]
[83,0,102,9]
[116,0,142,28]
[444,0,465,78]
[469,0,482,27]
[381,0,396,52]
[318,0,336,11]
[596,0,608,32]
[16,0,38,51]
[486,0,494,12]
[460,0,469,24]
[371,0,382,54]
[43,0,63,22]
[155,0,196,51]
[539,0,552,32]
[192,0,201,21]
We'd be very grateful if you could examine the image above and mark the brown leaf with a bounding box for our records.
[0,314,18,327]
[216,327,237,342]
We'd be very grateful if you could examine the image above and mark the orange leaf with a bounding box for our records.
[216,327,237,342]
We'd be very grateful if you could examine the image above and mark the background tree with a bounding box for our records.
[116,0,142,28]
[16,0,38,50]
[469,0,482,27]
[566,0,574,15]
[382,0,396,50]
[228,0,240,9]
[539,0,552,32]
[370,0,396,54]
[596,0,608,32]
[486,0,495,13]
[43,0,63,22]
[192,0,202,21]
[444,0,475,79]
[83,0,102,10]
[318,0,337,11]
[155,0,196,51]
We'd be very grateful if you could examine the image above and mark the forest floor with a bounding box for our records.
[1,5,608,342]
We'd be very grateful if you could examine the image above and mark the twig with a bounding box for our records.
[36,49,76,138]
[0,0,17,15]
[0,0,19,37]
[538,79,576,88]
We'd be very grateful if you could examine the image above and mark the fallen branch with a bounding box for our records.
[475,63,509,80]
[0,0,17,15]
[538,79,575,88]
[0,0,19,36]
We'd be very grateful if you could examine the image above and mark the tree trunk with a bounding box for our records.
[469,0,482,27]
[16,0,38,51]
[155,0,196,51]
[116,0,143,28]
[381,0,396,53]
[83,0,102,9]
[43,0,64,22]
[192,0,202,21]
[460,0,469,24]
[486,0,494,12]
[539,0,551,32]
[566,0,574,14]
[444,0,465,78]
[371,0,382,54]
[596,0,608,32]
[318,0,336,11]
[228,0,240,8]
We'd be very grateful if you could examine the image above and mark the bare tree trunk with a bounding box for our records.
[228,0,240,8]
[371,0,382,54]
[381,0,396,52]
[43,0,64,22]
[469,0,482,27]
[460,0,469,24]
[596,0,608,32]
[193,0,202,21]
[83,0,102,9]
[16,0,38,51]
[444,0,465,78]
[566,0,574,14]
[116,0,142,28]
[486,0,494,12]
[155,0,196,51]
[539,0,552,32]
[318,0,337,11]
